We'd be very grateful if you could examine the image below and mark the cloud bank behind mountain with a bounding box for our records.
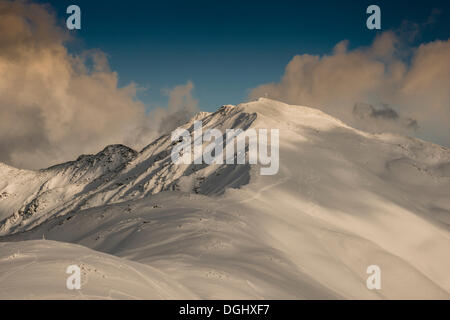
[249,30,450,147]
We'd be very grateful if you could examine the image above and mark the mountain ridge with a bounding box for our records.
[1,98,450,236]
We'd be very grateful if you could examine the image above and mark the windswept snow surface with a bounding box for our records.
[0,240,195,299]
[1,98,450,299]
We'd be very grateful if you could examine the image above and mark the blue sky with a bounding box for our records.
[37,0,450,112]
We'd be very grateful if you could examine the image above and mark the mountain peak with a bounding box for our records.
[67,144,137,165]
[98,144,137,157]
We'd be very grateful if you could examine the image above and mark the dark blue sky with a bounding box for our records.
[38,0,450,112]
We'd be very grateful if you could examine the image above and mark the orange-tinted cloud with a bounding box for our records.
[0,1,198,169]
[249,31,450,146]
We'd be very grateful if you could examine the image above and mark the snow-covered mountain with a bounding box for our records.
[0,104,253,235]
[1,98,450,299]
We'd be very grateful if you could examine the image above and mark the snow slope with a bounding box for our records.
[1,98,450,299]
[0,240,195,299]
